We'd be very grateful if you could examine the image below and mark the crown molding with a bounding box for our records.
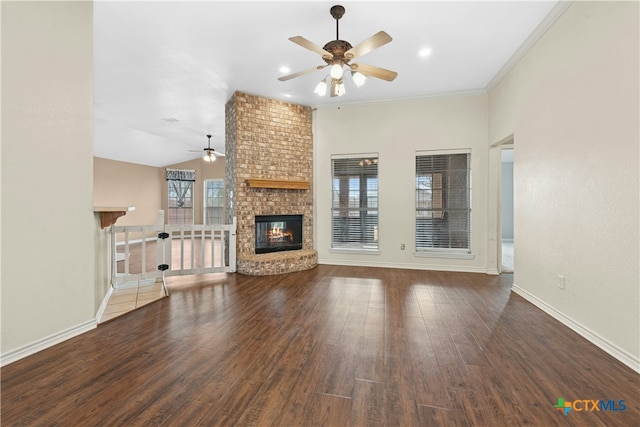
[312,88,488,110]
[486,1,573,92]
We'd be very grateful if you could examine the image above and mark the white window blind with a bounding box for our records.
[331,155,379,249]
[415,152,471,252]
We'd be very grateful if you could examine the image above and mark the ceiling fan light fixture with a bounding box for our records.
[314,79,328,96]
[203,151,216,162]
[279,5,396,97]
[352,71,366,87]
[330,62,344,79]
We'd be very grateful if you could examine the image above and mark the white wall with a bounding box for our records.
[1,2,96,360]
[489,1,639,369]
[501,160,514,241]
[314,94,490,273]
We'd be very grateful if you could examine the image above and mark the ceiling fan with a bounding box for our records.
[278,4,398,97]
[189,134,225,162]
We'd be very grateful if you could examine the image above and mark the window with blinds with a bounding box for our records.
[331,155,379,250]
[415,151,471,252]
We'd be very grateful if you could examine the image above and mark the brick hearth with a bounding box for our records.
[225,92,317,275]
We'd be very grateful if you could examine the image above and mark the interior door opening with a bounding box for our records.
[501,148,514,273]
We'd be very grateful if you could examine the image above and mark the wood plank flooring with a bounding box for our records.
[2,265,639,426]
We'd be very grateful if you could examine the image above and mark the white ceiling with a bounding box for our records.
[94,0,561,167]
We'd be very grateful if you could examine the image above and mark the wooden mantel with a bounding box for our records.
[245,178,309,190]
[93,206,135,228]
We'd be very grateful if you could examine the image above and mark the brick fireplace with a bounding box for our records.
[225,91,318,275]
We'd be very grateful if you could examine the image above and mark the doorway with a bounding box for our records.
[501,149,514,273]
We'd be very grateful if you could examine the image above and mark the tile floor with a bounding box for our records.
[99,281,167,323]
[502,240,514,273]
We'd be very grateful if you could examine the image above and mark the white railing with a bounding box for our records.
[111,212,236,291]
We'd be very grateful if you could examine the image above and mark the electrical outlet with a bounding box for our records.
[401,244,405,250]
[558,275,565,290]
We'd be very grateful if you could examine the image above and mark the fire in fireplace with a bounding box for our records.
[255,214,303,254]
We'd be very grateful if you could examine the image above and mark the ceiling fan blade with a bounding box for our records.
[206,148,226,157]
[350,63,398,81]
[345,31,392,59]
[288,36,334,60]
[278,65,327,82]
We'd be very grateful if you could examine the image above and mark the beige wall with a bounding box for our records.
[94,156,225,226]
[163,157,226,224]
[1,1,95,357]
[489,1,639,367]
[314,94,489,272]
[94,157,163,226]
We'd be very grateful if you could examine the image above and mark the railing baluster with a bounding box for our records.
[124,228,130,277]
[141,227,147,279]
[189,227,194,272]
[180,226,185,271]
[200,226,206,273]
[165,228,172,274]
[211,228,216,268]
[111,228,118,287]
[156,226,164,280]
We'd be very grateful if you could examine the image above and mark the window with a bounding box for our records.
[415,151,471,253]
[166,168,195,225]
[204,179,224,225]
[331,154,379,250]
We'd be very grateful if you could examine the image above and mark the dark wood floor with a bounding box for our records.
[2,265,639,426]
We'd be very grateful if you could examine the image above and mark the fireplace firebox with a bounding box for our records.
[255,214,303,254]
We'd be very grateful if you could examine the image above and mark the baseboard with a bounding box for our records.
[318,259,488,274]
[512,284,640,374]
[1,319,97,367]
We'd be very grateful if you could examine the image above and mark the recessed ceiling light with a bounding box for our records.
[418,47,433,58]
[279,66,290,74]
